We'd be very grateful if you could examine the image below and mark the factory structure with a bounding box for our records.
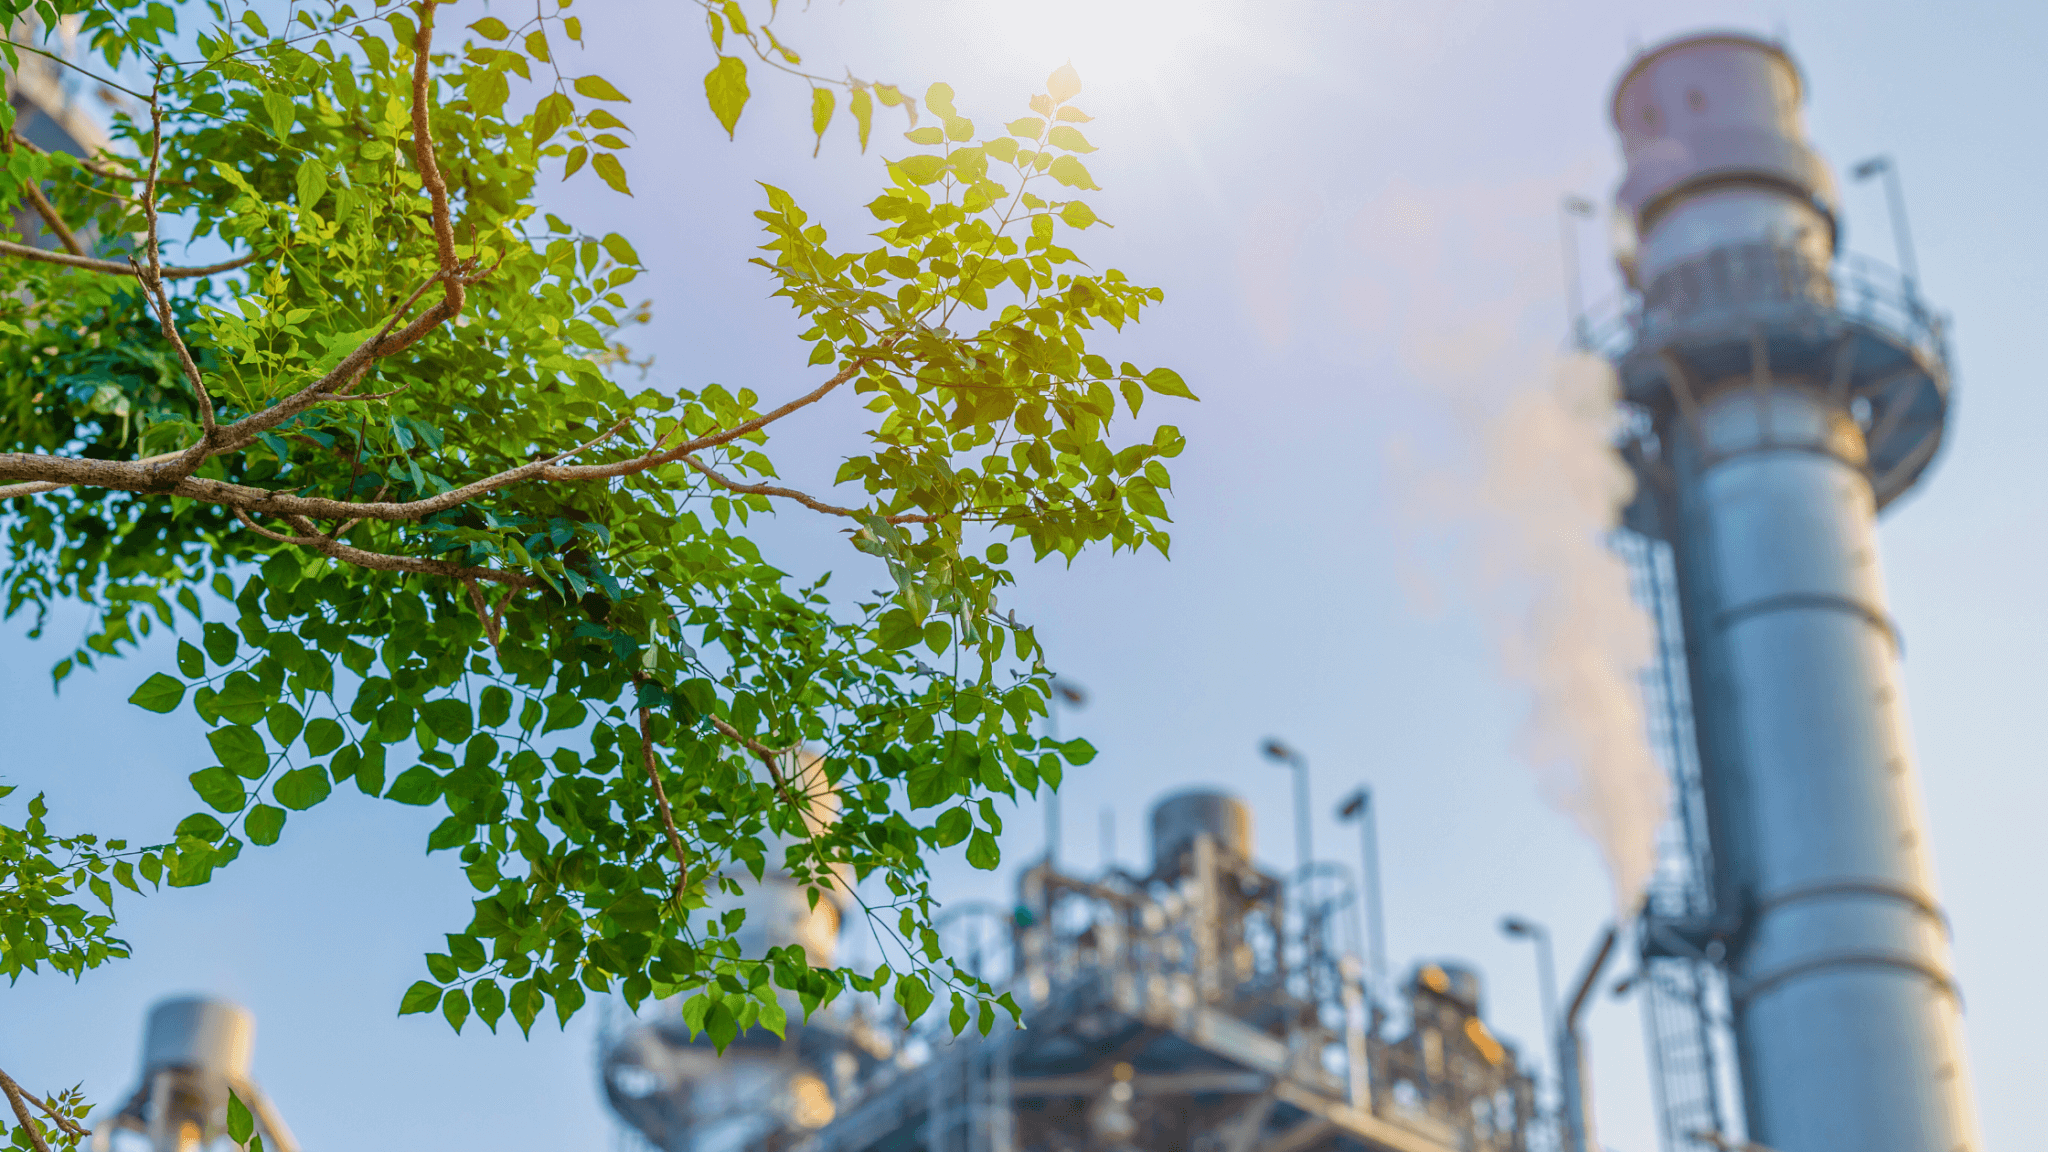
[72,26,1979,1152]
[601,789,1540,1152]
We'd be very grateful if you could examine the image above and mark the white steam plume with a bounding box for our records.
[1476,355,1667,912]
[1324,179,1670,913]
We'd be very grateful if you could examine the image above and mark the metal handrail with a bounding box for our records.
[1582,246,1948,368]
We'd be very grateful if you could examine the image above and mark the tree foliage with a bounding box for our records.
[0,0,1188,1097]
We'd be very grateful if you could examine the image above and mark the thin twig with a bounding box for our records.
[9,129,142,181]
[632,682,694,902]
[707,715,804,811]
[683,454,945,524]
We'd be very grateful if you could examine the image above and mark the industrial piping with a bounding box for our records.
[1603,32,1979,1152]
[1557,926,1616,1152]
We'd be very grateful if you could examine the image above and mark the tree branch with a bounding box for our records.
[229,507,535,589]
[633,683,694,902]
[0,358,868,515]
[17,180,86,256]
[0,1064,85,1152]
[0,238,256,278]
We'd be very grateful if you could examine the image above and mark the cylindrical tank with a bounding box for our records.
[1148,790,1252,878]
[142,998,254,1082]
[1609,33,1979,1152]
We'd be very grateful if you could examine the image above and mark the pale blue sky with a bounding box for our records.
[4,3,2044,1151]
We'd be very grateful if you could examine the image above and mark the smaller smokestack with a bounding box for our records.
[1148,790,1252,880]
[94,998,297,1152]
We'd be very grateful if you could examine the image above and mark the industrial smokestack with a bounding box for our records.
[1605,32,1979,1152]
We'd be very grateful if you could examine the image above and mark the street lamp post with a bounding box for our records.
[1502,917,1563,1142]
[1560,195,1596,350]
[1259,738,1313,884]
[1043,678,1087,868]
[1851,155,1921,294]
[1338,788,1388,999]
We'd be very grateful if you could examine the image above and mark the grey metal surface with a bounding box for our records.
[1604,31,1980,1152]
[1667,388,1976,1152]
[141,998,254,1081]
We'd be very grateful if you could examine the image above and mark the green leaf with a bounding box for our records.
[226,1091,254,1143]
[810,87,834,156]
[246,804,286,846]
[266,702,304,746]
[130,673,186,714]
[399,980,443,1015]
[704,57,748,139]
[533,91,573,145]
[923,618,952,655]
[294,158,329,210]
[1048,155,1099,190]
[209,726,270,779]
[263,91,295,142]
[966,828,1000,870]
[934,806,971,847]
[895,973,934,1022]
[478,686,513,729]
[1059,201,1099,229]
[876,608,920,650]
[905,126,943,145]
[893,155,949,186]
[386,765,445,805]
[524,30,551,63]
[448,933,487,971]
[303,718,344,756]
[851,87,873,152]
[470,69,510,117]
[1049,125,1096,153]
[592,153,632,196]
[601,233,640,267]
[573,75,632,102]
[468,16,511,40]
[443,986,471,1033]
[1006,117,1045,139]
[203,622,239,665]
[189,767,247,813]
[274,767,331,810]
[1063,738,1099,766]
[473,979,507,1032]
[177,640,204,678]
[1143,367,1199,400]
[420,699,473,743]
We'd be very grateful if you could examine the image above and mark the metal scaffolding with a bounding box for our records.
[602,791,1539,1152]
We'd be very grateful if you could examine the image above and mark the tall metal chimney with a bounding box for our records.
[1603,32,1979,1152]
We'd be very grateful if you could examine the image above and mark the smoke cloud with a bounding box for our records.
[1323,180,1670,913]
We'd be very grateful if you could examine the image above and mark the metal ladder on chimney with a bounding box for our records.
[1616,531,1742,1152]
